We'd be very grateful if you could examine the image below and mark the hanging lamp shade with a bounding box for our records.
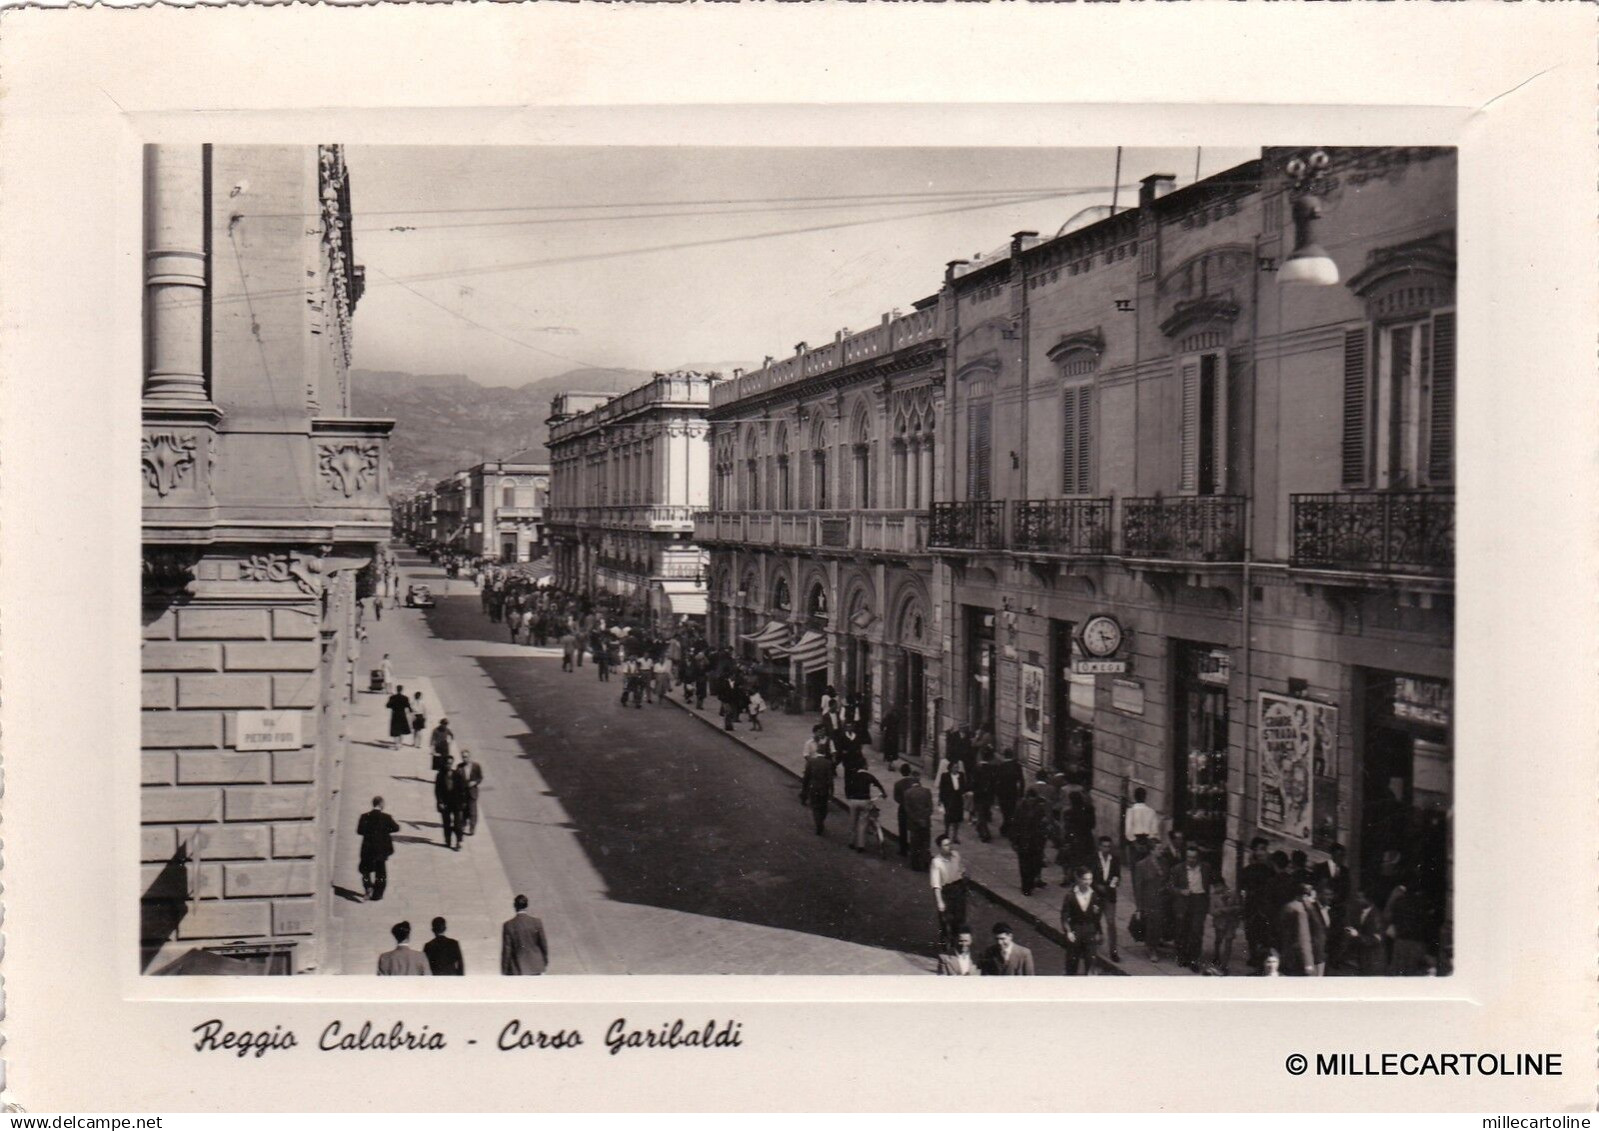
[1280,193,1339,285]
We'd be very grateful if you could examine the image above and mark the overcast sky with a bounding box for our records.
[345,145,1257,387]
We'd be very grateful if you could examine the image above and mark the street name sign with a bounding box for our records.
[235,710,303,751]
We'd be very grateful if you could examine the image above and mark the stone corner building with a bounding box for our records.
[140,144,391,973]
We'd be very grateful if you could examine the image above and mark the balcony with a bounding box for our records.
[929,501,1006,551]
[1121,496,1246,562]
[691,508,932,557]
[545,504,696,532]
[1011,498,1112,556]
[1290,491,1453,576]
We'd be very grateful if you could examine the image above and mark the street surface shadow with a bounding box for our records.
[477,653,967,960]
[332,885,365,903]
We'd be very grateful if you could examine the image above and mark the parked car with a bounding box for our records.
[405,584,435,609]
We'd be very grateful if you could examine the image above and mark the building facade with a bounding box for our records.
[545,374,713,624]
[931,148,1453,924]
[140,144,392,973]
[463,453,550,562]
[694,309,946,752]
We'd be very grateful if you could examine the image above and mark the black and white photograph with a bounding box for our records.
[137,141,1456,980]
[5,1,1595,1115]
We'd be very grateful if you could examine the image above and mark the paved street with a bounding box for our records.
[330,553,1061,975]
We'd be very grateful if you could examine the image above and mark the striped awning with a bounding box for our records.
[740,620,790,649]
[777,629,829,673]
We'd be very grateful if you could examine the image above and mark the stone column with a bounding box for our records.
[144,146,210,403]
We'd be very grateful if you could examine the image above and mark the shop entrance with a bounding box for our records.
[895,648,926,760]
[1171,640,1232,855]
[1050,620,1095,788]
[1360,670,1452,911]
[964,606,996,736]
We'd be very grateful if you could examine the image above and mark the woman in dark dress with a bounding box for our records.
[386,685,412,750]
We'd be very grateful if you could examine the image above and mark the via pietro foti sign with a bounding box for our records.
[235,710,303,751]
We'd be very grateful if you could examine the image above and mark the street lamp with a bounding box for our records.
[1279,150,1340,286]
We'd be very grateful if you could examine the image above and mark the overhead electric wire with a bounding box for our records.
[355,190,1068,236]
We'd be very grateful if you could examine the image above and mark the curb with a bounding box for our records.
[666,692,1127,975]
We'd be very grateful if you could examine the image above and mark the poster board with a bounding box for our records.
[1258,692,1337,844]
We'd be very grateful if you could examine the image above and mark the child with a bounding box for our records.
[1209,877,1243,975]
[747,690,767,731]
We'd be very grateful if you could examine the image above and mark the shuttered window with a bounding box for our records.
[967,401,992,500]
[1178,357,1201,492]
[1061,384,1093,494]
[1340,327,1369,486]
[1427,311,1454,484]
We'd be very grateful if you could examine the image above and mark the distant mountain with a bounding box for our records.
[352,367,651,493]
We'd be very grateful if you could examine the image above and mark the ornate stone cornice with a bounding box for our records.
[1159,296,1241,340]
[1044,328,1106,365]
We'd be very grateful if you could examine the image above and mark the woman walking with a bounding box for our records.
[386,684,413,751]
[409,690,428,748]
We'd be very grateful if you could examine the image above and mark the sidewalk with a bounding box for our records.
[326,657,519,976]
[666,688,1220,977]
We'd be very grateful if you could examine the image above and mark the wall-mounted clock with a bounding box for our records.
[1079,614,1124,658]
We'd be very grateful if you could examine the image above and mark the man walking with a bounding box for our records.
[1089,834,1123,962]
[978,922,1035,975]
[843,761,887,851]
[892,763,915,858]
[801,743,837,836]
[434,755,463,850]
[972,748,997,842]
[356,795,399,901]
[992,748,1024,837]
[1239,837,1275,971]
[501,894,550,975]
[930,834,968,951]
[423,916,464,976]
[1061,865,1106,974]
[1123,786,1160,859]
[902,771,935,871]
[1168,844,1214,972]
[376,921,429,975]
[456,750,484,837]
[936,925,981,976]
[1277,879,1328,976]
[1010,784,1049,896]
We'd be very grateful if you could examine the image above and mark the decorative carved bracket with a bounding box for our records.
[142,432,199,497]
[317,442,381,497]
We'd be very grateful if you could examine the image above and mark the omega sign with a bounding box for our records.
[235,710,303,751]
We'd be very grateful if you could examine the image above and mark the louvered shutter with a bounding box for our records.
[1211,352,1229,493]
[1178,358,1200,493]
[968,402,991,500]
[1062,390,1079,494]
[1077,386,1092,494]
[1340,328,1369,487]
[1428,312,1454,484]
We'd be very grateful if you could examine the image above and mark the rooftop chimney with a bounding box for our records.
[944,259,970,285]
[1010,230,1040,257]
[1139,174,1177,209]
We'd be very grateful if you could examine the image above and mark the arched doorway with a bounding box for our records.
[891,591,930,761]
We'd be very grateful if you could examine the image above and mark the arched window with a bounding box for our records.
[807,581,829,622]
[773,424,792,510]
[743,428,762,512]
[850,404,873,509]
[808,414,829,510]
[772,575,792,613]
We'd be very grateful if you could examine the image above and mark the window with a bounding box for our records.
[502,484,516,508]
[1341,311,1454,488]
[967,401,992,501]
[1061,384,1092,495]
[1178,350,1228,495]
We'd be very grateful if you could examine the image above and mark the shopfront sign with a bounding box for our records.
[234,710,303,752]
[1393,676,1451,728]
[1072,658,1128,675]
[1257,693,1337,844]
[1111,679,1145,715]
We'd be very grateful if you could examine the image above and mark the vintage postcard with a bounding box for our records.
[0,2,1594,1113]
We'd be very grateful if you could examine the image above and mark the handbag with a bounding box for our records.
[1128,911,1146,943]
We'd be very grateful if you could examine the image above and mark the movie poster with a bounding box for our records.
[1020,662,1045,742]
[1258,692,1336,843]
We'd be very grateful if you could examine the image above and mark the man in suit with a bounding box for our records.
[454,751,484,838]
[1313,842,1352,908]
[902,772,935,872]
[978,922,1035,975]
[991,749,1025,836]
[434,755,464,850]
[355,796,399,901]
[1060,865,1106,975]
[501,894,550,975]
[1088,834,1123,962]
[1277,880,1328,976]
[1167,843,1215,972]
[1238,837,1275,971]
[935,925,981,976]
[1336,890,1388,975]
[376,921,430,976]
[423,916,464,976]
[1010,786,1050,896]
[801,745,837,836]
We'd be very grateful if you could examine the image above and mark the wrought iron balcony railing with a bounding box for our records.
[1122,495,1246,562]
[930,500,1006,550]
[1290,491,1454,575]
[1011,498,1113,555]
